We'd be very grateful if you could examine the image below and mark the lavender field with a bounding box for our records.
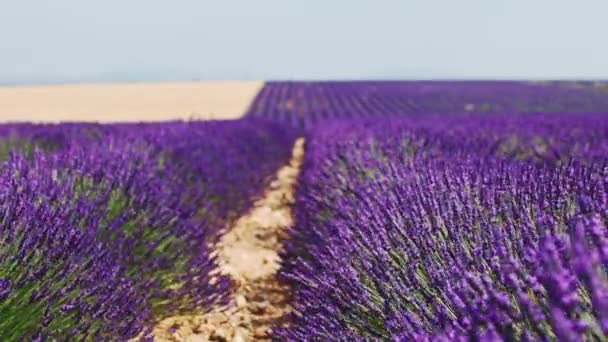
[0,119,296,340]
[250,81,608,340]
[279,114,608,340]
[1,81,607,341]
[247,81,608,129]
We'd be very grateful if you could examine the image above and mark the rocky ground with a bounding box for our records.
[153,138,304,341]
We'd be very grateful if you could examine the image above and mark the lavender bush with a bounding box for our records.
[279,113,608,340]
[0,152,149,340]
[0,119,296,340]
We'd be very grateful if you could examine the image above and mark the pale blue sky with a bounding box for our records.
[1,1,607,84]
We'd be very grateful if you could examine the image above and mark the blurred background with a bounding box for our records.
[1,0,608,84]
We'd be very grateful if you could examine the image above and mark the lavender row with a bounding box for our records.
[278,113,608,340]
[0,119,296,340]
[246,81,608,128]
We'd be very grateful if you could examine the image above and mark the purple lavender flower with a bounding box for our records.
[278,113,608,340]
[0,118,297,339]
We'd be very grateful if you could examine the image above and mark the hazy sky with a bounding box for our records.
[1,1,607,83]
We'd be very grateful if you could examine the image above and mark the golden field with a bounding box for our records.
[0,81,263,123]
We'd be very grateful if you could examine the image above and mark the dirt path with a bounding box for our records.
[154,138,304,341]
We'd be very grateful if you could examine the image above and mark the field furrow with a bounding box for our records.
[154,138,304,341]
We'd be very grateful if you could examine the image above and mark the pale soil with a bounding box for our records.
[0,81,262,122]
[154,138,305,342]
